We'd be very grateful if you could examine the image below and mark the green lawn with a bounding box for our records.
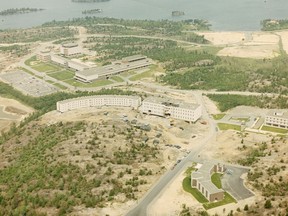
[261,125,288,134]
[217,123,241,131]
[120,70,137,77]
[24,56,37,66]
[211,173,222,189]
[64,79,113,88]
[183,168,237,210]
[110,76,124,83]
[53,83,68,90]
[129,65,157,81]
[212,114,226,120]
[48,71,75,81]
[182,177,208,203]
[185,166,196,177]
[203,192,237,210]
[230,117,250,122]
[32,63,61,73]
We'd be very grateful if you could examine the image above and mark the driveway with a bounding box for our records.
[222,165,254,201]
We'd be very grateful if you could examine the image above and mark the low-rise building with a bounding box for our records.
[57,95,142,112]
[36,51,51,62]
[60,43,82,56]
[67,60,90,71]
[265,110,288,129]
[50,54,68,66]
[74,55,152,83]
[141,96,202,123]
[191,163,226,202]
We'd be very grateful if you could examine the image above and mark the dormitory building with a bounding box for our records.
[56,95,202,123]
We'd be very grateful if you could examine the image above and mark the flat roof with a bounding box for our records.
[266,110,288,119]
[192,163,224,194]
[57,95,141,104]
[69,60,90,68]
[51,54,67,61]
[200,180,224,194]
[76,58,152,79]
[122,55,147,62]
[143,96,200,110]
[62,43,78,48]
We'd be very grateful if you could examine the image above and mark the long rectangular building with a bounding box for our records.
[74,55,152,83]
[265,110,288,129]
[140,96,202,123]
[57,95,142,112]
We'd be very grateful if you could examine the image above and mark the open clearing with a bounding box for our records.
[198,31,281,59]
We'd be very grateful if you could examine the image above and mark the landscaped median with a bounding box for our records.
[261,125,288,134]
[182,169,237,210]
[217,123,241,131]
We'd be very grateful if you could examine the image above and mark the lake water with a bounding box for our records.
[0,0,287,31]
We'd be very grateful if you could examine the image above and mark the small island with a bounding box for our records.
[82,9,103,14]
[172,11,185,17]
[72,0,109,3]
[0,8,44,16]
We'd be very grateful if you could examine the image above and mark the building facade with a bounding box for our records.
[60,43,82,56]
[74,55,152,83]
[191,163,226,202]
[57,95,142,112]
[36,51,51,62]
[141,97,202,123]
[265,110,288,129]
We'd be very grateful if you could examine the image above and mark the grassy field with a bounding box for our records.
[110,76,124,83]
[48,71,75,81]
[217,123,241,131]
[53,83,68,90]
[211,173,223,189]
[129,66,157,81]
[120,70,137,77]
[182,177,208,203]
[203,192,237,210]
[24,56,37,66]
[65,79,113,88]
[212,114,226,120]
[32,63,61,73]
[261,125,288,134]
[230,117,250,122]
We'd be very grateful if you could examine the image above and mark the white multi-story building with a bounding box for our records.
[36,51,51,62]
[60,43,82,56]
[191,163,225,202]
[265,110,288,129]
[50,54,67,66]
[141,97,202,123]
[57,95,142,112]
[74,55,152,83]
[67,60,90,71]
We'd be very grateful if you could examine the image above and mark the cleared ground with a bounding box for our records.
[198,31,281,59]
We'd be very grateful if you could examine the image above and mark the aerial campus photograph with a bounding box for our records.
[0,0,288,216]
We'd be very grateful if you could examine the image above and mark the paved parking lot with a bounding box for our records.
[0,71,59,97]
[222,165,254,200]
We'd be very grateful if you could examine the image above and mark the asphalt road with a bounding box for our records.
[126,92,217,216]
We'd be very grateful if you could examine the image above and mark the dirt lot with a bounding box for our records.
[0,96,34,131]
[39,105,208,215]
[198,31,281,59]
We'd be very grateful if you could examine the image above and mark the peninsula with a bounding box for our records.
[0,8,44,16]
[82,9,103,14]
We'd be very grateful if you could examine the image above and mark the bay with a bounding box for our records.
[0,0,287,31]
